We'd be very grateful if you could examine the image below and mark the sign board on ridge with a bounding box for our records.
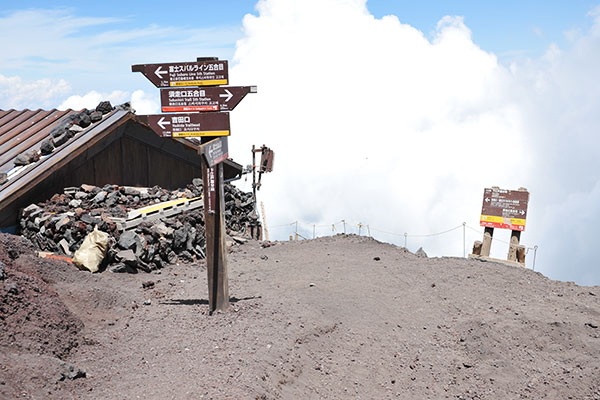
[480,187,529,231]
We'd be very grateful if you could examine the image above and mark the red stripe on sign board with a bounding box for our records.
[162,105,219,112]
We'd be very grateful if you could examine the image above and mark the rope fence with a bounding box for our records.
[268,219,539,270]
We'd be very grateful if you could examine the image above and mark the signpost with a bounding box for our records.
[160,86,257,112]
[480,188,529,231]
[133,58,255,314]
[138,112,230,138]
[132,60,228,88]
[474,187,530,264]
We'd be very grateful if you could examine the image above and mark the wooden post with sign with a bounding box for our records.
[132,57,256,314]
[201,156,229,312]
[471,186,530,265]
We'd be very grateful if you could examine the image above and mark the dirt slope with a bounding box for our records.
[1,234,599,399]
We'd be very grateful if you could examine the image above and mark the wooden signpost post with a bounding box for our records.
[472,186,530,265]
[133,58,256,313]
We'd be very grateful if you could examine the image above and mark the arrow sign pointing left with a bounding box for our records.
[132,60,229,88]
[155,66,168,79]
[137,112,230,138]
[157,117,170,130]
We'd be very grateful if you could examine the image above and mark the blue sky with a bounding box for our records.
[1,0,600,285]
[5,0,598,54]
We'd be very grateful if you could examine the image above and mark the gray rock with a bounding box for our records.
[40,139,55,155]
[109,263,137,273]
[92,191,107,203]
[173,226,188,249]
[152,222,173,238]
[59,362,86,381]
[68,124,84,135]
[167,250,177,264]
[22,204,42,217]
[118,230,138,250]
[13,153,31,166]
[0,172,6,185]
[68,199,81,208]
[134,234,147,258]
[0,261,5,280]
[59,239,71,256]
[89,110,102,122]
[77,113,91,128]
[50,125,67,138]
[52,133,69,147]
[74,191,88,199]
[123,187,140,196]
[116,249,136,264]
[192,178,202,187]
[96,101,113,114]
[415,247,428,258]
[55,216,70,232]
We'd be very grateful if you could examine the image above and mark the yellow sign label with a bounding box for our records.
[480,215,526,226]
[173,130,230,138]
[170,79,228,87]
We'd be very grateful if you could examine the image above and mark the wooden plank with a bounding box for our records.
[202,158,229,313]
[93,137,122,186]
[146,145,172,188]
[121,136,149,187]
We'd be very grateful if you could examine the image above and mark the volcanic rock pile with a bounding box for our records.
[12,101,119,167]
[19,181,258,272]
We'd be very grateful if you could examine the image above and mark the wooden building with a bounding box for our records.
[0,107,242,230]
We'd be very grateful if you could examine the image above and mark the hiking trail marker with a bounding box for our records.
[132,57,256,313]
[471,187,530,265]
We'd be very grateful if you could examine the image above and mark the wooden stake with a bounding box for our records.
[507,230,521,262]
[201,158,229,313]
[481,227,494,257]
[260,201,269,241]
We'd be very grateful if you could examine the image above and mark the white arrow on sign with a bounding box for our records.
[157,117,171,130]
[155,66,168,79]
[485,198,490,203]
[520,210,525,215]
[219,89,233,102]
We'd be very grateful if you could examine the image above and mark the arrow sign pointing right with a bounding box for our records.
[220,89,233,102]
[160,86,257,112]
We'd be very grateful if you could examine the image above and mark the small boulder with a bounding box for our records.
[118,230,138,250]
[40,139,55,155]
[89,110,102,122]
[13,153,31,166]
[52,133,70,147]
[415,247,428,258]
[96,101,113,114]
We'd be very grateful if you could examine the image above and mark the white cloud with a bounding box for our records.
[0,74,70,109]
[58,90,129,110]
[130,90,159,114]
[230,0,600,285]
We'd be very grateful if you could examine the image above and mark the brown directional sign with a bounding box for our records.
[200,137,229,167]
[160,86,257,112]
[480,188,530,231]
[132,60,228,88]
[138,112,230,138]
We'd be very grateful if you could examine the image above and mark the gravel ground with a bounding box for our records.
[1,233,599,399]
